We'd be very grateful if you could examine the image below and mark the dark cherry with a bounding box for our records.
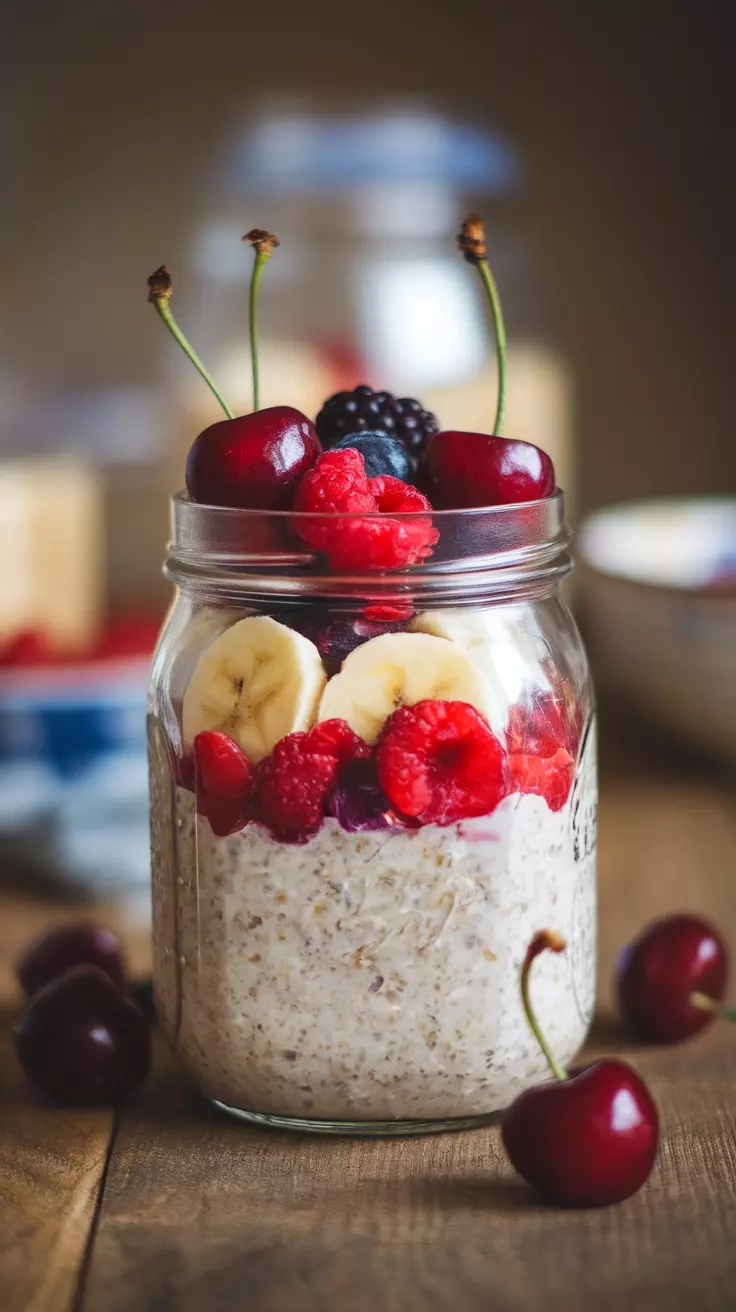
[132,977,155,1018]
[502,931,659,1207]
[425,430,555,509]
[17,923,126,997]
[502,1058,659,1208]
[14,966,151,1105]
[616,913,729,1044]
[284,611,409,677]
[330,758,408,832]
[185,405,321,510]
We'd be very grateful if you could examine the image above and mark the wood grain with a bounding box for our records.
[78,772,736,1312]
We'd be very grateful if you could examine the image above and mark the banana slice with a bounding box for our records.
[317,631,494,744]
[182,616,326,763]
[410,608,550,720]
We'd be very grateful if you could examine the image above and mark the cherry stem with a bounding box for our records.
[147,268,233,420]
[520,930,568,1082]
[243,230,279,413]
[691,991,736,1023]
[457,215,507,436]
[249,253,267,411]
[477,260,507,436]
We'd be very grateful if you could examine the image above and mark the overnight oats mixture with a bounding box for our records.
[148,215,598,1128]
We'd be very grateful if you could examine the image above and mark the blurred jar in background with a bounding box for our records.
[170,100,574,508]
[0,461,154,915]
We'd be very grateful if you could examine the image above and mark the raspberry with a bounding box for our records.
[257,733,340,843]
[193,732,257,837]
[362,602,415,623]
[507,695,578,812]
[315,384,439,476]
[293,449,374,551]
[376,700,507,826]
[306,719,370,765]
[294,450,437,570]
[509,746,574,812]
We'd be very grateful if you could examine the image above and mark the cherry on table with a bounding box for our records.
[14,966,151,1105]
[424,430,555,509]
[616,913,729,1044]
[185,406,321,510]
[501,931,659,1207]
[17,923,126,998]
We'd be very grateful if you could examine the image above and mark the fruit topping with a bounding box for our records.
[288,611,411,677]
[293,449,437,570]
[331,430,412,481]
[425,430,556,509]
[507,694,578,812]
[254,720,359,844]
[193,731,257,837]
[15,966,151,1105]
[185,406,321,510]
[257,735,337,843]
[306,718,370,766]
[152,235,322,512]
[17,924,126,998]
[376,699,507,826]
[316,384,439,477]
[318,631,492,745]
[330,758,408,832]
[362,602,415,623]
[182,616,326,765]
[422,216,556,509]
[616,914,729,1044]
[502,931,659,1207]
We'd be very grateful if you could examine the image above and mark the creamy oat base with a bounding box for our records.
[151,727,597,1122]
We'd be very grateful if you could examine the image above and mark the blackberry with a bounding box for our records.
[315,384,439,476]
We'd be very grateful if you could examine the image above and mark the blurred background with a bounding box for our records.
[1,0,734,909]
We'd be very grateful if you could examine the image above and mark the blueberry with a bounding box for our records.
[332,431,412,481]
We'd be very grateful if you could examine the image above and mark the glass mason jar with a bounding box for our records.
[149,491,597,1135]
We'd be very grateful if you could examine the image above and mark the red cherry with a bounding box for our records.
[502,931,659,1207]
[185,406,321,510]
[17,923,126,997]
[425,430,555,508]
[193,731,257,837]
[14,966,151,1105]
[503,1059,659,1208]
[616,914,729,1044]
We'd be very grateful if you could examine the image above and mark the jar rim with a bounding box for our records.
[166,490,571,605]
[169,488,564,523]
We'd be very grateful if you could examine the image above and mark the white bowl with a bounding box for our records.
[577,498,736,762]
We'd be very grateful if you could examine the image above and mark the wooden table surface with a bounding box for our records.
[1,747,735,1312]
